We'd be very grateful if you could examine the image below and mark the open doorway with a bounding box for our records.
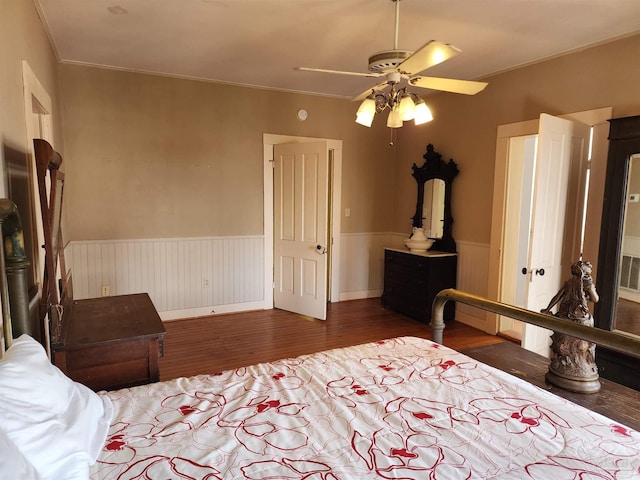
[498,134,537,341]
[487,108,612,355]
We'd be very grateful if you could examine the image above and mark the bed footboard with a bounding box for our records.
[431,288,640,359]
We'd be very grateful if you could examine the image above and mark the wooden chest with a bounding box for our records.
[382,248,457,323]
[52,293,166,391]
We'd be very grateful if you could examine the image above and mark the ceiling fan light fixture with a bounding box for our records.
[355,95,377,127]
[398,92,416,121]
[414,99,433,125]
[386,106,403,128]
[299,0,487,131]
[357,95,376,115]
[356,111,375,127]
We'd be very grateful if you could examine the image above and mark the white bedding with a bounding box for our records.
[91,336,640,479]
[0,335,113,480]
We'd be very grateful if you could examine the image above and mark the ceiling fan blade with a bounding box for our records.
[295,67,382,78]
[352,81,390,102]
[409,76,488,95]
[397,41,461,75]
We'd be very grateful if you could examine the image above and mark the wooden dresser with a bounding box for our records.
[382,248,457,323]
[52,293,166,391]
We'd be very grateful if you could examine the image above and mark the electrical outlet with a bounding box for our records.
[203,278,210,288]
[101,285,110,297]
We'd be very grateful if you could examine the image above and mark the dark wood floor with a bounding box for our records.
[159,298,506,381]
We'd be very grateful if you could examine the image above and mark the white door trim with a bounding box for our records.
[21,61,54,355]
[22,61,54,285]
[263,134,342,310]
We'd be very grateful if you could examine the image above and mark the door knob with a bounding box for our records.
[315,245,327,255]
[522,267,545,276]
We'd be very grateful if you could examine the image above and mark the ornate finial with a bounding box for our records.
[422,143,442,166]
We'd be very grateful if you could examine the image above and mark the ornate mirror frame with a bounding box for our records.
[411,144,459,253]
[594,114,640,390]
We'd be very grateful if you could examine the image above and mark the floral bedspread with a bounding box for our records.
[91,336,640,479]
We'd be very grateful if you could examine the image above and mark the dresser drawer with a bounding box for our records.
[382,249,457,323]
[385,250,429,270]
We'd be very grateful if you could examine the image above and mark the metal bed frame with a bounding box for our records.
[431,288,640,359]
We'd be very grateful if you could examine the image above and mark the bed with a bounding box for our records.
[1,333,639,480]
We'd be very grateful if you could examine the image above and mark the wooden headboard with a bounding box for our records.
[0,139,65,355]
[33,139,66,325]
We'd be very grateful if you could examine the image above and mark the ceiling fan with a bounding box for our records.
[296,0,488,127]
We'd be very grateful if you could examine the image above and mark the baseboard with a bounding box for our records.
[339,289,382,301]
[160,300,269,321]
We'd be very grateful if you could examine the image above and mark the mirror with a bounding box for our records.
[595,115,640,390]
[617,154,640,334]
[422,179,445,239]
[410,144,458,253]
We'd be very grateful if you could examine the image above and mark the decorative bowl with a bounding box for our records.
[405,238,434,253]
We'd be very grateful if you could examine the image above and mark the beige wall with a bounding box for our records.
[394,33,640,245]
[59,33,640,247]
[0,0,63,187]
[0,0,62,344]
[60,65,397,240]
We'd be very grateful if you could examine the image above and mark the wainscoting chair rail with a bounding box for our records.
[431,288,640,359]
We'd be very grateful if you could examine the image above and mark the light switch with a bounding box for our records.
[345,208,351,217]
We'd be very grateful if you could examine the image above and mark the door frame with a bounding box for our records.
[22,61,54,289]
[22,61,55,352]
[263,134,342,310]
[487,108,612,335]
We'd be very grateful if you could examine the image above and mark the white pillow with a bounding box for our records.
[0,335,113,480]
[0,426,42,480]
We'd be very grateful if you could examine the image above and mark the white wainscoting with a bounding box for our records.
[452,241,491,330]
[67,236,265,320]
[338,235,491,329]
[338,232,405,300]
[66,234,491,324]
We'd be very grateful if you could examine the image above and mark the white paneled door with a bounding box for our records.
[522,114,590,355]
[273,142,329,320]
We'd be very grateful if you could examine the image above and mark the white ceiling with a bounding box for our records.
[34,0,640,99]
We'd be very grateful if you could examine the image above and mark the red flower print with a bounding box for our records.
[256,399,281,413]
[105,434,126,451]
[180,405,196,415]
